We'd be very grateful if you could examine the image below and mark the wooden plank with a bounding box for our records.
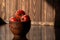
[9,0,16,18]
[5,0,9,21]
[18,0,22,9]
[21,0,25,11]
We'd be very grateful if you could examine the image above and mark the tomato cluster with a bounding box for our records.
[9,10,30,22]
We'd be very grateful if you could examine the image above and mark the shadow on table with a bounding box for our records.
[0,18,6,26]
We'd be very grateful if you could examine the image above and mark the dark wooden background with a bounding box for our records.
[0,0,55,40]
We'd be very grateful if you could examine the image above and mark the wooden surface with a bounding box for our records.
[0,24,55,40]
[0,0,55,40]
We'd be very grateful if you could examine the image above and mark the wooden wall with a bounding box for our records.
[0,0,55,40]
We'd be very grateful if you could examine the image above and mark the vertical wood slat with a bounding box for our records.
[32,0,40,22]
[9,0,16,17]
[1,0,5,20]
[29,0,33,21]
[21,0,25,11]
[25,0,29,15]
[29,0,41,21]
[18,0,22,9]
[42,0,47,22]
[0,0,2,17]
[5,0,9,21]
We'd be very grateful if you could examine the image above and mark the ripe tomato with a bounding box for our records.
[9,17,18,22]
[15,10,25,18]
[21,15,30,22]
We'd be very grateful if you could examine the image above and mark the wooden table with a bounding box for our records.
[0,24,55,40]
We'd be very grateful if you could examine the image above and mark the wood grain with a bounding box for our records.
[0,0,55,40]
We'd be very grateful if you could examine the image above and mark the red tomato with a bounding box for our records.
[16,10,25,15]
[15,10,25,18]
[9,17,18,22]
[21,15,30,22]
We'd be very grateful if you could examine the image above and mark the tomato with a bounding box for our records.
[9,17,18,22]
[21,15,30,22]
[15,10,25,18]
